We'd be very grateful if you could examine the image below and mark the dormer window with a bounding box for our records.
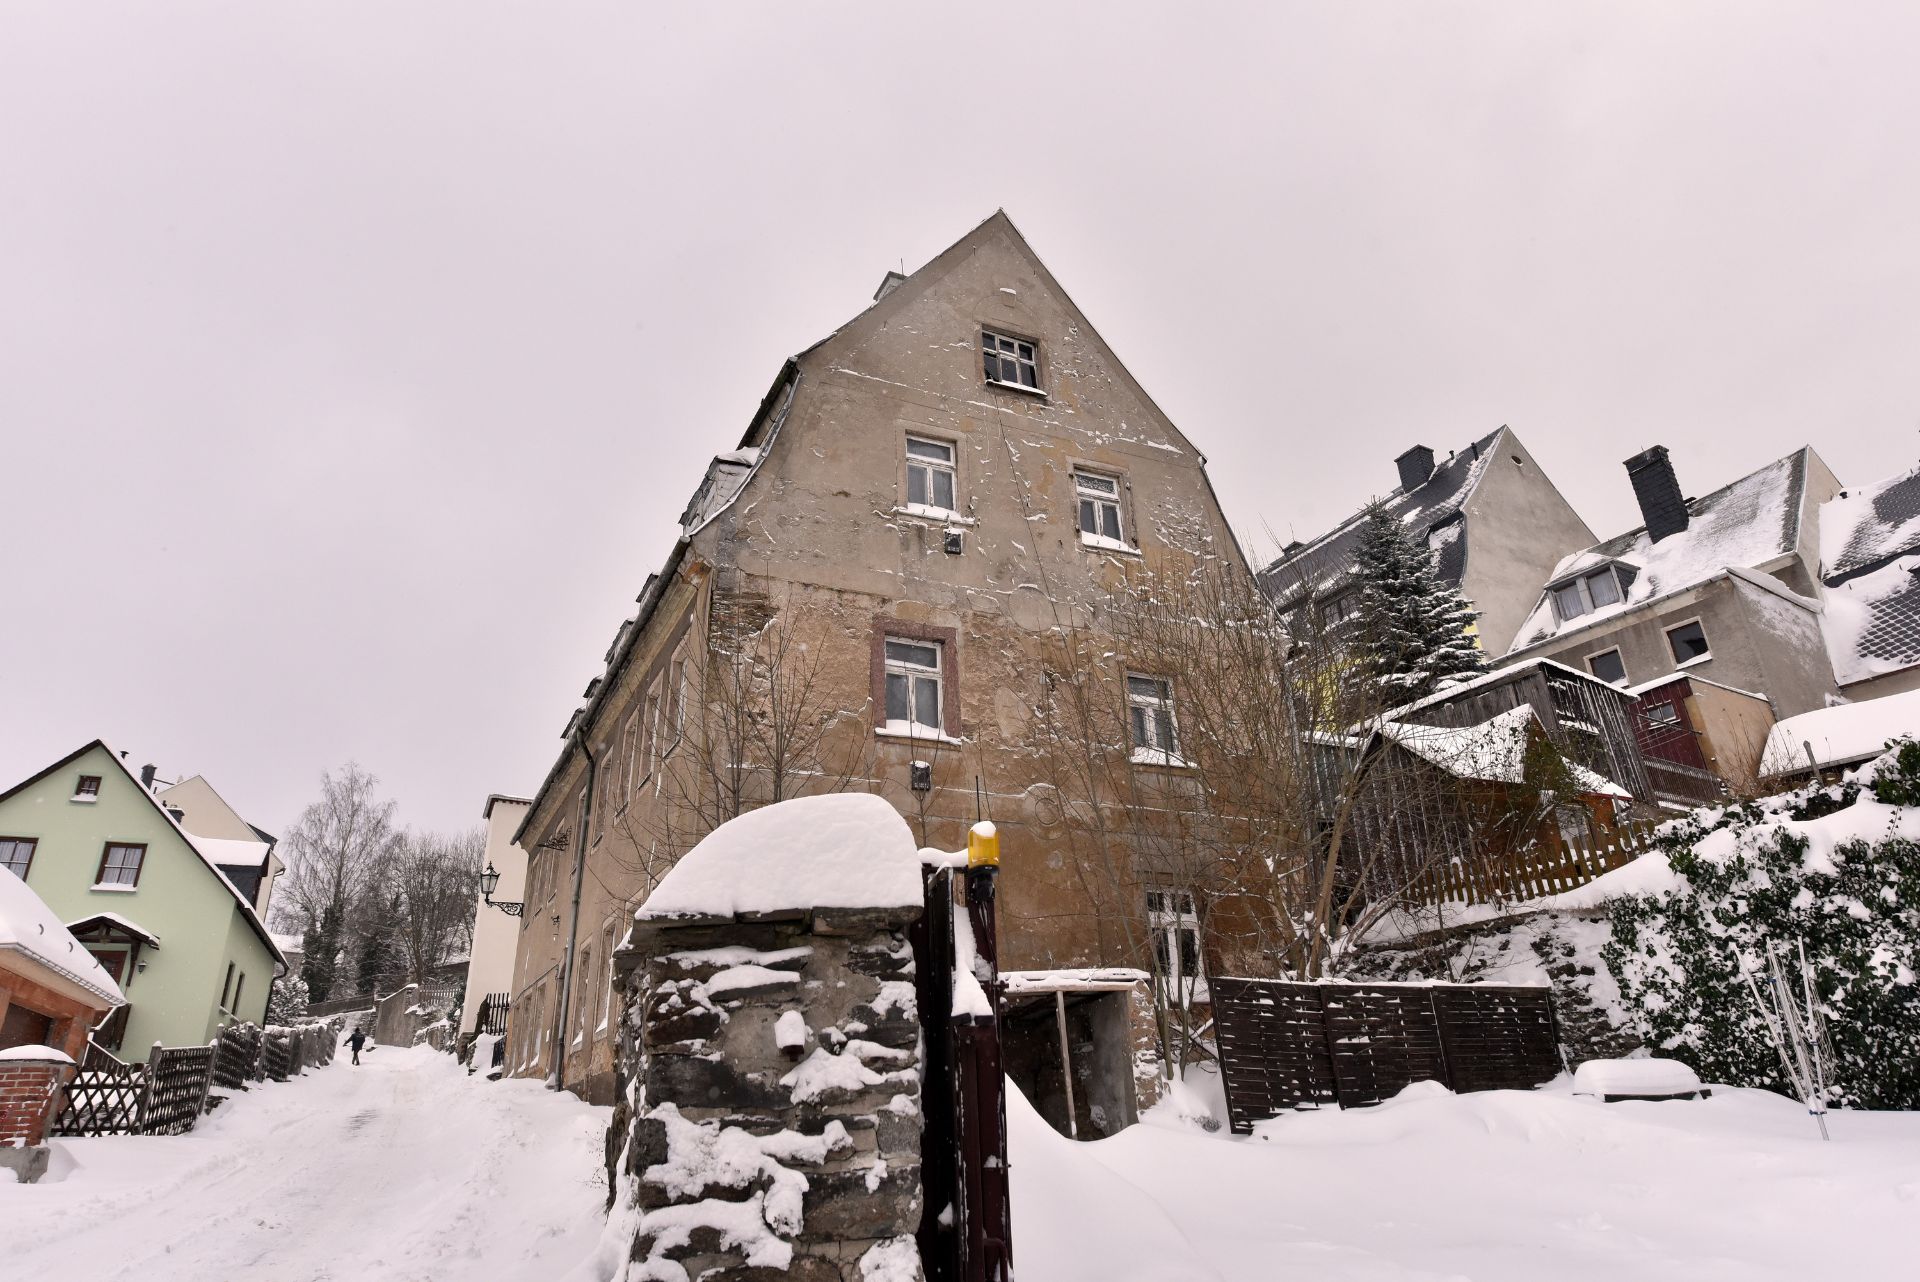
[1549,563,1636,622]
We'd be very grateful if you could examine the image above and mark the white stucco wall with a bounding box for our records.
[459,796,529,1035]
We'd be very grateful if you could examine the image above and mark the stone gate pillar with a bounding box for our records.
[606,794,927,1282]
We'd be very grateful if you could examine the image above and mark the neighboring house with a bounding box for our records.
[1625,672,1776,805]
[1351,659,1655,901]
[1505,445,1845,737]
[153,772,285,920]
[1817,463,1920,701]
[0,742,283,1060]
[0,866,123,1059]
[506,211,1256,1111]
[459,795,529,1045]
[1258,427,1596,656]
[1761,686,1920,780]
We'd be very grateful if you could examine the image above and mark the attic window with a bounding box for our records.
[981,329,1039,391]
[1549,564,1636,622]
[74,775,102,802]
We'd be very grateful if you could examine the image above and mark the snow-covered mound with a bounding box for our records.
[635,793,921,921]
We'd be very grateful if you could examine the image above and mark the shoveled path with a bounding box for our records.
[7,1042,611,1282]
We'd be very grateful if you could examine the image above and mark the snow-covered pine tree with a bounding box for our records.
[267,971,310,1026]
[1349,504,1487,701]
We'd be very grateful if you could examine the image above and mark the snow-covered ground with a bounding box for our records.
[5,1042,609,1282]
[13,1044,1920,1281]
[1016,1064,1920,1282]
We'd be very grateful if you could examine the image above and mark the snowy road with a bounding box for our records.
[6,1043,610,1282]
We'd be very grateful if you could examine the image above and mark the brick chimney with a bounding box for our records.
[1395,445,1436,493]
[1624,446,1691,542]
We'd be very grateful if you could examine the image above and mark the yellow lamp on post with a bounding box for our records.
[966,820,1000,870]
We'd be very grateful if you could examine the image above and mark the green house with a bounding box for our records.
[0,741,284,1061]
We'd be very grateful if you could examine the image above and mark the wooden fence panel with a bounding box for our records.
[50,1042,144,1137]
[141,1044,216,1135]
[1213,979,1562,1133]
[1210,978,1337,1133]
[1428,986,1562,1094]
[214,1022,263,1090]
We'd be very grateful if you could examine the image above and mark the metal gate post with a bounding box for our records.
[958,823,1013,1282]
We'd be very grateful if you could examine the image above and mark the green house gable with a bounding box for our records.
[0,741,283,1060]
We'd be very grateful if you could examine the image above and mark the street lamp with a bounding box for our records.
[479,861,523,917]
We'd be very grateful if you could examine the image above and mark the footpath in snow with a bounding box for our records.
[5,1042,609,1282]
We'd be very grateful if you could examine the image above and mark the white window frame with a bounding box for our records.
[904,435,961,516]
[1664,616,1712,667]
[882,637,943,732]
[1074,471,1126,549]
[1127,674,1181,763]
[981,328,1040,391]
[1147,889,1206,1006]
[1584,647,1628,687]
[618,709,640,812]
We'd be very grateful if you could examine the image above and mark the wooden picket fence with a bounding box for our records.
[49,1017,344,1139]
[1417,818,1661,907]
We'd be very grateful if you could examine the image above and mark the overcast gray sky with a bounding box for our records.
[2,4,1914,837]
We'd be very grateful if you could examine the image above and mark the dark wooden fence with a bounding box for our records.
[141,1044,216,1135]
[49,1017,343,1139]
[1212,978,1561,1133]
[51,1042,146,1137]
[475,992,510,1038]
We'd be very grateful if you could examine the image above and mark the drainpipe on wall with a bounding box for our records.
[550,731,598,1093]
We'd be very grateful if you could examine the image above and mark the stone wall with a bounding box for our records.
[608,903,925,1282]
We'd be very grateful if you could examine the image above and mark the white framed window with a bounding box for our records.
[1585,648,1627,686]
[981,329,1039,390]
[619,710,640,811]
[883,638,943,732]
[1074,471,1125,547]
[1147,889,1206,1005]
[905,436,959,514]
[1665,618,1711,665]
[1127,675,1179,760]
[599,922,618,1033]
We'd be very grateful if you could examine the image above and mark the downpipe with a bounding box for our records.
[550,730,597,1093]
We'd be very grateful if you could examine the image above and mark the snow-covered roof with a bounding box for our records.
[1259,429,1504,605]
[1818,464,1920,688]
[1375,705,1632,799]
[192,834,273,868]
[0,869,124,1006]
[1378,655,1616,723]
[1508,449,1811,653]
[1761,688,1920,775]
[634,793,923,922]
[67,911,161,947]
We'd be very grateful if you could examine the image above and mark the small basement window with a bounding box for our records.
[982,329,1039,390]
[1586,648,1627,686]
[905,436,959,513]
[1074,471,1125,546]
[883,638,943,732]
[1666,619,1711,664]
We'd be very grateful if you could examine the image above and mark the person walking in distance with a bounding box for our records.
[349,1026,367,1066]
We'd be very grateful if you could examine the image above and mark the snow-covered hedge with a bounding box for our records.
[1602,739,1920,1107]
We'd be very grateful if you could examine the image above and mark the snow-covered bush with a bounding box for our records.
[1602,739,1920,1107]
[267,971,311,1025]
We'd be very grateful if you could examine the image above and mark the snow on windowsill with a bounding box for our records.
[1675,651,1714,670]
[1079,532,1140,556]
[90,883,138,894]
[1130,747,1194,769]
[876,720,965,746]
[985,378,1046,398]
[891,504,976,527]
[69,795,98,804]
